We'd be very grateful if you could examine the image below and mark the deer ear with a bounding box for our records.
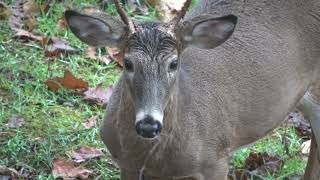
[64,10,129,47]
[178,14,237,49]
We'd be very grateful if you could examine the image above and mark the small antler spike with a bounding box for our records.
[169,0,192,29]
[114,0,136,32]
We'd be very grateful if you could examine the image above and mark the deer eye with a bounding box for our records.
[124,58,133,71]
[169,60,178,71]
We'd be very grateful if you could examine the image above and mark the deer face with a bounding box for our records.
[65,5,237,139]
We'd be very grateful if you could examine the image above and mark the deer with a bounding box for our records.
[64,0,320,179]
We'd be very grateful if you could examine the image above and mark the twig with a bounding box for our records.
[114,0,136,32]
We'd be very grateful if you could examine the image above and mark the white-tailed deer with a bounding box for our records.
[65,0,320,179]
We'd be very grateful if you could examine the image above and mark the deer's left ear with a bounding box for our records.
[177,14,237,49]
[65,10,129,48]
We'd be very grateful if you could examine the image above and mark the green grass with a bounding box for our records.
[0,0,121,179]
[0,0,308,179]
[231,127,307,179]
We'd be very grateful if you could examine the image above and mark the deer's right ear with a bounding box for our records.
[176,14,237,49]
[64,10,129,47]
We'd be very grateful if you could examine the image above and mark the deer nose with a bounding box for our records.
[135,115,162,139]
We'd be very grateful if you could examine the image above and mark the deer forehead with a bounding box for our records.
[126,23,178,57]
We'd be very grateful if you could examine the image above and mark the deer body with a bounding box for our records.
[65,0,320,179]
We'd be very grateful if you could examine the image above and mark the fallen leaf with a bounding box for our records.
[99,55,112,65]
[246,152,283,178]
[9,0,38,32]
[301,139,311,155]
[83,116,97,129]
[83,83,113,106]
[44,37,79,58]
[6,115,25,128]
[23,0,39,14]
[45,70,88,92]
[56,16,67,30]
[52,159,93,179]
[288,111,312,139]
[107,47,124,67]
[0,165,19,179]
[12,29,44,42]
[85,47,112,65]
[85,47,97,59]
[0,1,11,20]
[229,152,283,179]
[69,146,104,163]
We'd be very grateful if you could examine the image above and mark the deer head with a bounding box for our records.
[65,0,237,139]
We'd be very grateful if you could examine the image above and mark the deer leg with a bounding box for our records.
[304,133,320,180]
[120,169,139,180]
[296,91,320,180]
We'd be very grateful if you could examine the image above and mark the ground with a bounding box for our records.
[0,0,308,179]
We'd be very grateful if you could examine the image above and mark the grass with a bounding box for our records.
[0,0,308,179]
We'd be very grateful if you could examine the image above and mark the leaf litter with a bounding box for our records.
[6,115,25,128]
[85,46,112,65]
[68,146,104,163]
[52,159,93,179]
[0,165,20,180]
[83,83,113,106]
[229,152,283,180]
[82,116,97,129]
[44,37,79,58]
[45,70,88,92]
[288,111,311,139]
[9,0,38,32]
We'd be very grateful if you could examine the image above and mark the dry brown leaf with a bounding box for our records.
[107,47,124,67]
[56,16,67,30]
[9,0,38,32]
[229,152,284,180]
[0,1,11,20]
[0,165,19,179]
[52,159,93,179]
[83,83,113,106]
[69,146,104,163]
[12,29,44,42]
[44,37,78,58]
[23,0,39,14]
[83,116,97,129]
[85,47,112,65]
[45,70,88,92]
[6,115,25,128]
[288,111,312,139]
[85,47,97,59]
[99,55,112,65]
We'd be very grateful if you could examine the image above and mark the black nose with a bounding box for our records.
[135,115,162,139]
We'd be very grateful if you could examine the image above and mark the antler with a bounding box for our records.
[114,0,136,32]
[169,0,192,30]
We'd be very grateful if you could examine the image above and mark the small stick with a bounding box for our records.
[114,0,136,32]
